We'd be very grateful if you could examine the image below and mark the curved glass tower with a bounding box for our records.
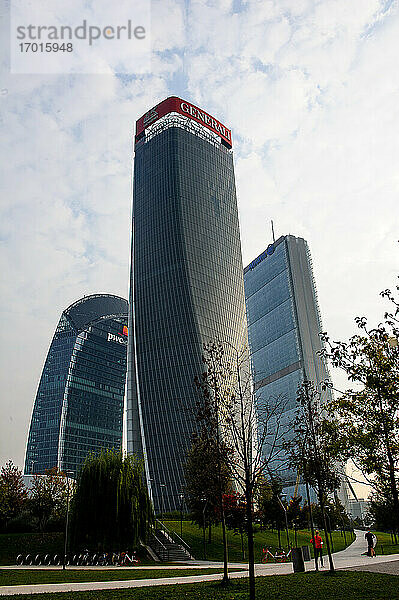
[127,97,249,511]
[25,294,128,476]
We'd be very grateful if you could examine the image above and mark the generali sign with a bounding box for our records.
[135,96,232,148]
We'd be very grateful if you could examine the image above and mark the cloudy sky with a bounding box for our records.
[1,0,398,484]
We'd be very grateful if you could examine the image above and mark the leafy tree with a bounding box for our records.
[286,495,303,527]
[368,486,397,534]
[29,467,68,532]
[0,461,27,530]
[296,502,313,531]
[320,280,399,533]
[286,380,340,572]
[256,478,285,535]
[223,492,246,533]
[223,492,247,559]
[310,498,350,531]
[184,434,232,540]
[71,450,153,551]
[193,343,233,585]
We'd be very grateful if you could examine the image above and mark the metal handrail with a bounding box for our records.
[150,531,169,561]
[154,520,191,554]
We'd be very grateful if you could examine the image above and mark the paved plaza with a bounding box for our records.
[0,531,398,596]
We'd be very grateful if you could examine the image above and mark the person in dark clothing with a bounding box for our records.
[365,530,376,557]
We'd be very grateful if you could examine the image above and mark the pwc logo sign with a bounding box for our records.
[135,96,232,148]
[107,326,128,345]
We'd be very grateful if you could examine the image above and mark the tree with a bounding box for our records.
[194,341,287,599]
[286,380,340,572]
[286,495,303,528]
[193,343,233,585]
[71,450,153,551]
[29,467,68,532]
[320,280,399,534]
[223,492,247,559]
[0,461,27,530]
[311,498,350,531]
[256,478,285,542]
[368,490,397,537]
[184,434,232,542]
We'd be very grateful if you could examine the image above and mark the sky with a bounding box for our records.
[1,0,398,497]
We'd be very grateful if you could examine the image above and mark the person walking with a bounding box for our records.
[365,530,376,557]
[310,530,324,568]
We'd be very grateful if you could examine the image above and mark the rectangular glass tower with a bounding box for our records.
[127,98,249,512]
[244,235,333,491]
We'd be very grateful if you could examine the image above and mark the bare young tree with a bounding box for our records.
[195,340,288,599]
[286,380,341,572]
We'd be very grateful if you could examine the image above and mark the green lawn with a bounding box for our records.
[0,568,242,586]
[165,521,354,562]
[371,531,399,556]
[2,571,398,600]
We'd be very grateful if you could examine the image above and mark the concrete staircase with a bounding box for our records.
[147,521,193,562]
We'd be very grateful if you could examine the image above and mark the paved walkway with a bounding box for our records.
[1,530,398,596]
[347,560,399,575]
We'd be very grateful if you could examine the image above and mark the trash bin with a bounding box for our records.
[301,545,311,561]
[292,547,305,572]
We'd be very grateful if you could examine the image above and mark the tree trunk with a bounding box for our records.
[245,487,255,600]
[306,481,318,571]
[208,522,212,544]
[318,488,334,572]
[220,506,229,585]
[386,439,399,534]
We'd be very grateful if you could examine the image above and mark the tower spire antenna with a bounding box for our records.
[271,220,275,243]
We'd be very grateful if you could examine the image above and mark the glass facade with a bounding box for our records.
[244,235,332,487]
[127,116,249,512]
[25,294,128,476]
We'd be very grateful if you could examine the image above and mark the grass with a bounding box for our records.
[165,521,354,562]
[371,531,399,556]
[1,527,396,569]
[0,568,242,586]
[1,571,398,599]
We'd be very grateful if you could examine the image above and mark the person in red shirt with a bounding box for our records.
[310,530,324,568]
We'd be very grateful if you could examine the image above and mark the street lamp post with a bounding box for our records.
[159,484,166,523]
[326,510,334,552]
[305,479,318,572]
[149,479,166,524]
[179,493,184,537]
[278,495,290,550]
[201,498,208,560]
[63,471,73,571]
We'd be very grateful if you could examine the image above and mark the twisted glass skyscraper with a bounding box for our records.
[25,294,128,476]
[127,97,249,511]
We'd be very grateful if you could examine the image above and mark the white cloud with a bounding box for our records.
[1,0,398,473]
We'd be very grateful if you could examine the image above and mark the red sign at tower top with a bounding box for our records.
[135,96,232,148]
